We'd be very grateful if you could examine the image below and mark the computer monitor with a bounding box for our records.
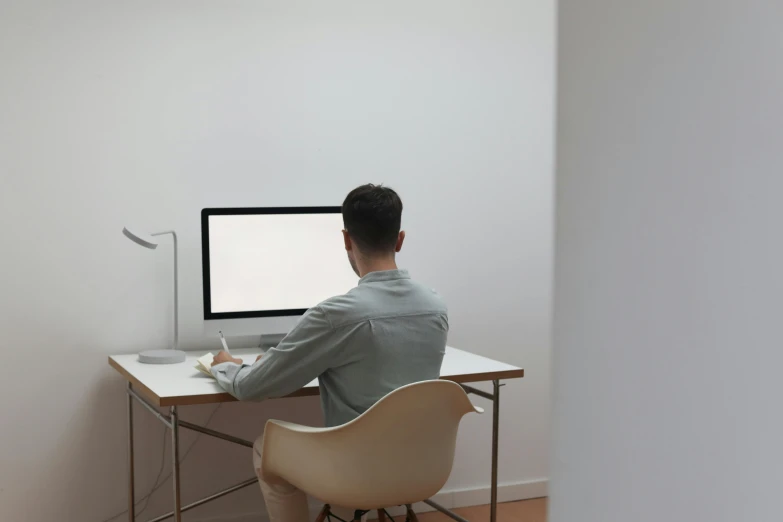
[201,207,358,338]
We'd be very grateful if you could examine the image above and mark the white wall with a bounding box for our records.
[0,2,554,521]
[552,2,783,521]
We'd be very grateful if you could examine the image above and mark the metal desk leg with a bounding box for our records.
[171,406,182,522]
[490,380,501,522]
[127,383,135,522]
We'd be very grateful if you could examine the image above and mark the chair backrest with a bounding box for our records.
[261,380,482,509]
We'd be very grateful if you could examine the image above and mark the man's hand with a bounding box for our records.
[212,351,243,367]
[256,354,264,363]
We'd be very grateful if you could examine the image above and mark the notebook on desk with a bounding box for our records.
[195,353,215,378]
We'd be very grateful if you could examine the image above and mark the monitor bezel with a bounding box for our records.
[201,206,342,320]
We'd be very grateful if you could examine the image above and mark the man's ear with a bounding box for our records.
[395,230,406,253]
[343,230,353,251]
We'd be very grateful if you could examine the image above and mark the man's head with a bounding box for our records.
[342,184,405,276]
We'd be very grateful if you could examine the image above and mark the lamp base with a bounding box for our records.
[138,349,187,364]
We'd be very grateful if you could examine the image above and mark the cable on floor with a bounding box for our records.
[98,403,223,522]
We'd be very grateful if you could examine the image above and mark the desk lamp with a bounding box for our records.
[123,227,187,364]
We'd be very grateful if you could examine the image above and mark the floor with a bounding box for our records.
[415,499,547,522]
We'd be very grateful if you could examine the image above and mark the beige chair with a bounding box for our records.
[260,380,483,522]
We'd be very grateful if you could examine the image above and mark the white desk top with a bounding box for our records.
[109,347,524,407]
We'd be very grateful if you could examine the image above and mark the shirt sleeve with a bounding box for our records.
[210,306,338,401]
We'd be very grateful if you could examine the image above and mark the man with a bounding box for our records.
[210,184,448,522]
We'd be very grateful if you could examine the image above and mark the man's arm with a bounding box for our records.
[210,306,338,401]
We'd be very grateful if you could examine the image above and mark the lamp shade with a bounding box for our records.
[123,227,158,249]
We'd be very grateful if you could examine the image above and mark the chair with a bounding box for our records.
[260,380,483,522]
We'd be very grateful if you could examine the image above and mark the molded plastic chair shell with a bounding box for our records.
[260,380,483,510]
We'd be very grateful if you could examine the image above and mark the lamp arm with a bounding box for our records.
[151,230,178,349]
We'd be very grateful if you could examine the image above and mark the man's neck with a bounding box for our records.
[358,258,398,278]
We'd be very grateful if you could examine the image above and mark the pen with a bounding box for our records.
[218,330,230,354]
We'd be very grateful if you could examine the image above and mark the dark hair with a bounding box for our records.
[342,184,403,253]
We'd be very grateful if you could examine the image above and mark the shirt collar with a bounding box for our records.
[358,269,410,285]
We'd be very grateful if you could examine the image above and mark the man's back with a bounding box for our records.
[317,269,448,425]
[211,269,447,427]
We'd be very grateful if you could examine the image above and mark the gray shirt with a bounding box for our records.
[211,269,448,427]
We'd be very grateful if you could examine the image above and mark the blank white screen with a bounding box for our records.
[208,213,358,314]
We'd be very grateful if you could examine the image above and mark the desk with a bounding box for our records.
[109,347,524,522]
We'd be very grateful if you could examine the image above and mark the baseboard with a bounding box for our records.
[192,479,548,522]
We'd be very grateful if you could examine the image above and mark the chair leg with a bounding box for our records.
[377,509,388,522]
[405,505,418,522]
[315,504,331,522]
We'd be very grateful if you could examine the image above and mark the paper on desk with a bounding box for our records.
[195,352,215,378]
